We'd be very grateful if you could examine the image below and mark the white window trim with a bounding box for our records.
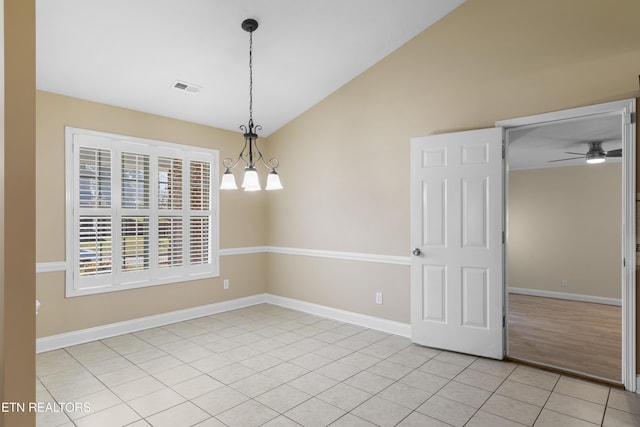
[65,127,220,297]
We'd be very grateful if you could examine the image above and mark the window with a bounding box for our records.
[66,127,219,296]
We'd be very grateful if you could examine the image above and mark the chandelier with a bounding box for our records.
[220,18,282,191]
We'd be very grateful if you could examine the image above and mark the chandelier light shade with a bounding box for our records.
[266,170,283,190]
[242,166,260,191]
[220,18,283,192]
[220,169,238,189]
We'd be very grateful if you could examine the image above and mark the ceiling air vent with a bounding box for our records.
[172,80,201,94]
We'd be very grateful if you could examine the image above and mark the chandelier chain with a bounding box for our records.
[248,30,253,123]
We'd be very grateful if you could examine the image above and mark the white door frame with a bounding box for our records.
[497,98,637,391]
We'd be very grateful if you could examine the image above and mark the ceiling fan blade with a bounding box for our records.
[548,156,584,163]
[606,148,622,157]
[565,151,586,156]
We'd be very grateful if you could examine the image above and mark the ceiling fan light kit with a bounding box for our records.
[585,141,606,164]
[548,141,621,165]
[585,154,606,164]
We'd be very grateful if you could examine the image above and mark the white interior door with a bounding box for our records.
[410,127,504,359]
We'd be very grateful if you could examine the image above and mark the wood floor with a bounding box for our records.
[508,294,621,382]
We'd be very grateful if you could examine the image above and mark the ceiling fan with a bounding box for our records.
[548,141,622,165]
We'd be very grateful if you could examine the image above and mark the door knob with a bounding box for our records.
[412,248,422,256]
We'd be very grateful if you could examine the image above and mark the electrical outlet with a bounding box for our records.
[561,279,568,287]
[375,292,383,305]
[223,279,229,290]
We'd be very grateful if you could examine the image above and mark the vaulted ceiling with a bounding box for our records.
[37,0,465,136]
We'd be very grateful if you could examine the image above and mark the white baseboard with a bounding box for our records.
[508,287,622,307]
[266,294,411,338]
[36,293,411,353]
[36,294,268,353]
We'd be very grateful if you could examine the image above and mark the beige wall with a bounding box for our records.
[3,0,36,425]
[36,91,270,337]
[266,0,640,324]
[508,164,622,299]
[268,255,411,323]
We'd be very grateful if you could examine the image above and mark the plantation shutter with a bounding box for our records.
[189,158,213,273]
[78,145,113,279]
[121,150,150,277]
[158,155,185,277]
[67,127,219,296]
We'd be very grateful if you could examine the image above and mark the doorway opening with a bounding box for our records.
[497,99,636,388]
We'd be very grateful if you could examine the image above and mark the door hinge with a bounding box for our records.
[624,112,636,125]
[502,144,505,159]
[502,315,506,327]
[502,231,505,244]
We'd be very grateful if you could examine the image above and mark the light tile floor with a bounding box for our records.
[36,304,640,427]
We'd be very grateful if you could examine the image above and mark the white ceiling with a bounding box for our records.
[36,0,465,136]
[507,114,622,170]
